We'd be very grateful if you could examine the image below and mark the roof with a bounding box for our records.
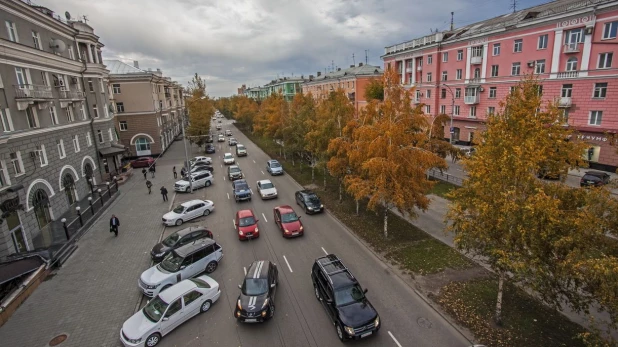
[275,205,294,213]
[99,146,126,157]
[224,152,233,156]
[316,254,357,289]
[237,209,255,218]
[305,64,383,83]
[174,238,215,257]
[268,159,280,163]
[104,59,148,75]
[299,190,317,196]
[159,279,197,303]
[258,179,272,185]
[0,256,45,285]
[174,226,207,237]
[246,260,270,280]
[181,199,206,207]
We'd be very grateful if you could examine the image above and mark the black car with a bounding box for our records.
[150,226,213,262]
[228,165,243,181]
[235,260,278,323]
[189,163,214,174]
[205,144,216,154]
[580,171,611,187]
[311,254,380,341]
[295,190,323,214]
[233,179,252,202]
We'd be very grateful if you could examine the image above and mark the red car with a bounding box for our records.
[130,157,155,168]
[273,205,303,238]
[234,209,259,240]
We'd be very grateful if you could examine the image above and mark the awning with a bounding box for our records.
[0,256,45,285]
[99,144,126,157]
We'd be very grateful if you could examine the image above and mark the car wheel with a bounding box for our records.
[305,206,308,214]
[336,324,345,342]
[200,300,212,313]
[203,209,211,216]
[175,219,183,226]
[185,187,190,192]
[205,181,211,187]
[269,304,275,318]
[145,333,161,347]
[205,261,218,273]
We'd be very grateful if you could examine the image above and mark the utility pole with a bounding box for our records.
[352,53,355,66]
[365,50,368,64]
[450,12,454,30]
[180,115,193,193]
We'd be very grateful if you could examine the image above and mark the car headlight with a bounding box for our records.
[255,227,259,232]
[284,229,289,233]
[146,283,161,290]
[154,252,165,257]
[344,326,355,336]
[374,316,380,328]
[307,206,313,210]
[261,298,269,309]
[237,299,242,310]
[299,225,304,231]
[239,230,244,236]
[320,204,324,208]
[126,336,142,344]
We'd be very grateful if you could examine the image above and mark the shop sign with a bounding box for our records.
[567,134,608,142]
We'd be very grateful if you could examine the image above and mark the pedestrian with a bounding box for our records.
[146,180,152,194]
[149,165,155,178]
[180,167,186,178]
[142,168,147,179]
[160,186,168,202]
[153,163,156,173]
[109,214,120,237]
[173,166,177,179]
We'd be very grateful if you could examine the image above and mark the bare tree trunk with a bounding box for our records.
[283,146,287,160]
[323,166,327,190]
[291,152,295,166]
[311,159,315,183]
[495,272,505,326]
[355,200,360,215]
[299,157,302,173]
[338,180,343,203]
[383,206,389,238]
[279,146,282,157]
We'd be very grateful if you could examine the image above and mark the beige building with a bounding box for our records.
[104,60,185,158]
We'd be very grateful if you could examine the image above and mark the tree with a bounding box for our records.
[286,93,315,171]
[233,96,259,131]
[345,69,447,238]
[186,74,212,147]
[253,93,288,155]
[364,78,384,101]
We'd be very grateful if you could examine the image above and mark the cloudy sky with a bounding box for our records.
[38,0,544,96]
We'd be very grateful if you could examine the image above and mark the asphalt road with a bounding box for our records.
[151,118,472,347]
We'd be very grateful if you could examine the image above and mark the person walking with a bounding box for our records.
[109,214,120,237]
[180,167,186,178]
[149,165,155,178]
[142,168,147,179]
[173,166,177,179]
[160,186,168,202]
[146,180,152,194]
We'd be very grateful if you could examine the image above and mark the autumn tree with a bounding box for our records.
[364,78,384,101]
[233,96,259,131]
[285,93,315,171]
[186,73,213,146]
[345,69,447,238]
[253,93,288,156]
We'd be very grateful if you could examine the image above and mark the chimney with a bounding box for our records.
[359,62,363,67]
[133,60,139,69]
[350,65,355,68]
[337,68,341,71]
[156,68,161,72]
[317,71,322,77]
[309,75,314,81]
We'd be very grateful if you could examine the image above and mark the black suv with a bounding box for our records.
[233,179,252,202]
[235,260,278,323]
[150,226,213,262]
[311,254,380,341]
[580,171,611,187]
[295,190,323,214]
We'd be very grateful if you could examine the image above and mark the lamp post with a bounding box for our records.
[441,84,456,144]
[180,111,193,193]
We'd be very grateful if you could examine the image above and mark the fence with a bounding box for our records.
[427,168,465,186]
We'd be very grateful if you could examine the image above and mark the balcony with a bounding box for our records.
[413,97,421,104]
[464,95,480,104]
[558,97,572,108]
[468,77,481,83]
[165,92,171,98]
[563,43,580,53]
[13,84,53,99]
[471,56,483,65]
[59,90,86,100]
[556,71,580,79]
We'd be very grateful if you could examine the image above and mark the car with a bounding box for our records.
[273,205,303,238]
[162,199,214,226]
[256,180,277,199]
[225,130,232,136]
[190,156,212,165]
[236,144,247,156]
[580,171,611,187]
[295,190,324,214]
[121,275,220,347]
[131,157,155,168]
[150,227,213,263]
[228,138,237,146]
[234,209,259,240]
[174,171,214,192]
[536,164,564,180]
[205,135,213,143]
[228,165,243,181]
[138,239,223,298]
[218,119,222,123]
[218,135,225,142]
[189,163,214,174]
[266,160,283,175]
[205,144,216,154]
[216,125,222,130]
[223,153,235,165]
[311,254,380,341]
[232,179,252,202]
[234,260,278,323]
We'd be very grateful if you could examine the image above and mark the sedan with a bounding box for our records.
[295,190,324,214]
[273,205,303,238]
[162,200,214,226]
[121,275,220,347]
[131,157,155,168]
[266,160,283,175]
[228,138,237,146]
[190,156,212,165]
[234,209,259,240]
[218,135,225,142]
[205,144,216,154]
[256,180,277,200]
[223,153,235,165]
[580,171,611,187]
[150,226,213,262]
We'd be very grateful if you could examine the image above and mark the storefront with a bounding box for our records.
[568,132,617,172]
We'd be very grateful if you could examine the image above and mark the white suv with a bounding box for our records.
[174,171,213,192]
[223,153,235,165]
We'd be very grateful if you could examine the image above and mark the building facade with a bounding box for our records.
[0,1,117,259]
[301,63,383,114]
[105,60,184,158]
[245,76,306,102]
[382,0,618,171]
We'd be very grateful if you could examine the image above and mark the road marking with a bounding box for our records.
[223,176,226,181]
[321,247,328,255]
[250,189,254,195]
[243,267,247,276]
[283,255,293,273]
[261,170,265,175]
[232,219,236,228]
[388,331,402,347]
[253,160,256,164]
[261,213,268,223]
[227,193,230,200]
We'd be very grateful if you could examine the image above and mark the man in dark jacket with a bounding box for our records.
[142,168,147,179]
[110,214,120,237]
[160,186,168,202]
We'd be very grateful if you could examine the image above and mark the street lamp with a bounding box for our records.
[441,84,456,144]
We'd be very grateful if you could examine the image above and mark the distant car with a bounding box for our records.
[273,205,303,238]
[205,135,213,143]
[162,199,214,226]
[218,135,225,142]
[295,190,323,214]
[234,260,278,323]
[228,138,237,146]
[205,144,216,154]
[216,125,222,130]
[223,153,235,165]
[150,227,213,262]
[580,171,611,187]
[131,157,155,168]
[233,179,252,202]
[234,209,259,240]
[236,144,247,156]
[266,160,283,175]
[256,180,277,200]
[122,275,220,347]
[175,171,214,193]
[190,156,212,165]
[225,130,232,136]
[187,164,214,176]
[218,119,222,123]
[228,165,243,181]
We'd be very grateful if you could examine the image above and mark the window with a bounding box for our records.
[441,71,448,81]
[536,85,543,96]
[441,89,447,99]
[40,71,49,86]
[514,39,523,52]
[108,128,113,142]
[510,86,516,94]
[99,78,104,93]
[538,34,548,49]
[454,105,460,116]
[491,65,499,77]
[6,21,18,42]
[49,106,58,125]
[561,84,573,98]
[488,106,496,115]
[15,67,29,87]
[112,84,121,94]
[589,111,602,125]
[0,108,13,132]
[93,104,99,118]
[9,152,24,176]
[598,53,613,69]
[136,138,150,151]
[97,130,104,144]
[65,107,74,122]
[603,21,618,39]
[457,50,463,61]
[25,107,38,128]
[88,79,94,92]
[511,62,521,76]
[425,105,431,114]
[57,139,66,159]
[440,105,446,114]
[566,57,578,71]
[116,102,125,113]
[32,31,41,49]
[456,69,462,80]
[593,83,607,98]
[86,132,92,146]
[427,55,433,64]
[0,161,9,188]
[493,43,501,56]
[165,299,182,318]
[159,100,163,110]
[36,144,48,166]
[565,28,583,45]
[426,72,432,82]
[469,106,477,118]
[426,90,431,98]
[79,103,86,120]
[183,291,203,306]
[455,88,461,98]
[68,46,75,60]
[120,121,128,131]
[535,59,546,74]
[104,105,109,118]
[442,52,448,62]
[73,135,80,152]
[489,87,497,98]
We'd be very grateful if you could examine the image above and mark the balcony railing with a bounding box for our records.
[13,84,53,99]
[558,97,572,108]
[413,97,421,104]
[384,33,444,54]
[563,43,580,53]
[556,71,580,79]
[59,90,86,99]
[469,77,481,83]
[464,95,480,104]
[165,92,171,98]
[471,56,483,64]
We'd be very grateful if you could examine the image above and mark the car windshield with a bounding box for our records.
[230,167,240,173]
[236,183,249,190]
[334,284,365,307]
[242,278,269,296]
[271,162,281,168]
[261,182,274,189]
[281,212,299,223]
[162,233,180,247]
[238,216,256,227]
[583,175,600,181]
[142,295,169,323]
[159,252,183,272]
[307,194,320,203]
[190,278,211,288]
[238,145,245,150]
[172,205,186,214]
[224,154,232,159]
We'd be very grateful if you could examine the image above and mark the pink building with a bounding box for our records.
[382,0,618,171]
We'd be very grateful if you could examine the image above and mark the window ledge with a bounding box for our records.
[41,163,48,168]
[591,97,606,100]
[14,173,24,178]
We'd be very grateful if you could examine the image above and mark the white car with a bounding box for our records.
[162,199,214,226]
[218,135,225,142]
[257,180,278,200]
[225,130,232,136]
[223,153,235,165]
[122,275,221,347]
[189,156,212,165]
[174,171,213,193]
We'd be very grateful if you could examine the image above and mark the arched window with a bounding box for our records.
[33,189,52,229]
[566,57,578,71]
[62,174,77,205]
[135,138,150,151]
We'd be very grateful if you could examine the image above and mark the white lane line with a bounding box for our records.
[223,176,226,181]
[250,189,254,195]
[388,331,402,347]
[243,267,247,276]
[283,255,293,273]
[261,170,265,175]
[232,219,236,228]
[261,213,268,223]
[253,160,256,164]
[321,247,328,255]
[227,193,230,200]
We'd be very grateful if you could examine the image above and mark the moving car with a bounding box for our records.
[236,144,247,156]
[256,180,277,199]
[580,171,611,187]
[218,135,225,142]
[185,165,214,179]
[216,125,222,130]
[225,130,232,136]
[223,153,235,165]
[131,157,155,168]
[150,227,213,262]
[121,275,220,347]
[228,165,243,181]
[162,199,214,226]
[228,138,237,146]
[311,254,380,341]
[205,144,216,154]
[232,179,252,202]
[190,156,212,165]
[234,209,259,240]
[266,160,283,175]
[138,239,223,298]
[234,260,278,323]
[174,171,213,192]
[273,205,303,238]
[295,190,324,214]
[205,135,213,143]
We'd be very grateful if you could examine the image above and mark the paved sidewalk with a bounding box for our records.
[0,141,191,347]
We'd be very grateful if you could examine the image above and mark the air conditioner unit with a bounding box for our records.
[29,151,38,158]
[585,26,593,35]
[527,61,535,68]
[479,87,485,92]
[54,79,65,87]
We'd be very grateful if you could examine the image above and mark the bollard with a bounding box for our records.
[88,196,94,215]
[98,189,104,206]
[88,178,94,194]
[106,182,111,197]
[61,218,69,240]
[113,176,118,192]
[76,206,83,226]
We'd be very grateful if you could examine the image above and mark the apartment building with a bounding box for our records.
[245,76,306,102]
[382,0,618,171]
[0,1,117,259]
[301,63,383,114]
[105,60,184,158]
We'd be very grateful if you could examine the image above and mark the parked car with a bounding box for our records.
[234,260,278,323]
[174,171,213,193]
[205,144,216,154]
[295,190,323,214]
[311,254,380,341]
[234,209,259,240]
[218,119,222,123]
[205,135,213,143]
[256,180,277,199]
[190,156,212,165]
[273,205,303,238]
[218,135,225,142]
[232,179,252,202]
[236,144,247,156]
[188,163,214,175]
[162,199,214,226]
[121,275,220,347]
[228,138,237,146]
[580,171,611,187]
[138,239,223,297]
[266,160,283,175]
[150,227,213,262]
[131,157,155,168]
[223,153,235,165]
[225,130,232,136]
[228,165,243,181]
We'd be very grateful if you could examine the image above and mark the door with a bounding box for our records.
[193,203,205,217]
[179,254,195,279]
[269,265,277,299]
[182,290,204,320]
[274,210,282,231]
[161,299,184,335]
[186,205,199,220]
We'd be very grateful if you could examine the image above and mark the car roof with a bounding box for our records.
[268,159,279,164]
[174,238,216,257]
[234,179,248,186]
[237,144,245,147]
[298,189,316,196]
[584,171,609,177]
[194,156,207,159]
[159,279,198,303]
[180,199,206,207]
[245,260,271,280]
[237,209,255,218]
[275,205,294,214]
[258,179,272,185]
[174,226,207,237]
[229,165,240,169]
[315,254,357,289]
[224,152,233,156]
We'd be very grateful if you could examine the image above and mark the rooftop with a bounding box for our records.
[104,60,147,75]
[305,64,383,83]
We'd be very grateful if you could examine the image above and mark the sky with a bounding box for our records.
[37,0,546,97]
